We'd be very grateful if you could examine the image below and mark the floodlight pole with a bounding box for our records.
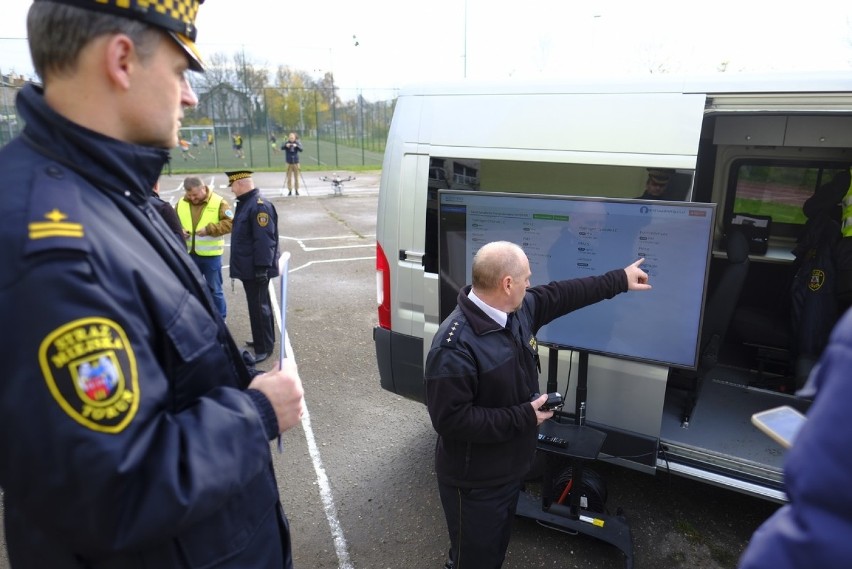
[331,72,339,168]
[327,48,339,168]
[463,0,468,78]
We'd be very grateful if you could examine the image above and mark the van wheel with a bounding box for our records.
[552,466,607,513]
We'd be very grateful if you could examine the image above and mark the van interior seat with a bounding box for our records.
[732,213,843,389]
[730,271,797,390]
[699,229,751,369]
[672,228,750,426]
[730,306,791,351]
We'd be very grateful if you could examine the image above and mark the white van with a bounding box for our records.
[373,73,852,503]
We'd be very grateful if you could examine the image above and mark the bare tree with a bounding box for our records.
[188,52,235,93]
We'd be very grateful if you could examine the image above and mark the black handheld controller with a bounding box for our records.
[537,433,568,448]
[531,392,564,412]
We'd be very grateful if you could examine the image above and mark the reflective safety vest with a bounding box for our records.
[176,192,225,256]
[842,168,852,237]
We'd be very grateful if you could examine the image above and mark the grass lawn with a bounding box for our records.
[167,134,384,175]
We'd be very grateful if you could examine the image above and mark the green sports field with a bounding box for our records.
[167,134,385,175]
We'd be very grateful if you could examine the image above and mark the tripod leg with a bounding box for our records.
[299,171,309,196]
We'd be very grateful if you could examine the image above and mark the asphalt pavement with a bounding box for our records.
[0,170,780,569]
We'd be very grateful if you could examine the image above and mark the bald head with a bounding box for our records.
[471,242,531,313]
[472,241,525,291]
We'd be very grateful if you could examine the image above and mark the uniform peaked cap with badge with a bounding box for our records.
[34,0,206,72]
[226,170,253,186]
[646,168,674,184]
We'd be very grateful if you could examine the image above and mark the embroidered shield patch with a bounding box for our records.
[809,269,825,292]
[39,317,139,433]
[256,212,270,227]
[528,335,538,352]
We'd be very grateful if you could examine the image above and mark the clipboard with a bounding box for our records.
[278,251,291,368]
[274,251,292,453]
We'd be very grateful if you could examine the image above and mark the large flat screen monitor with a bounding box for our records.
[438,190,716,369]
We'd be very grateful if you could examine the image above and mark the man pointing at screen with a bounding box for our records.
[425,240,650,569]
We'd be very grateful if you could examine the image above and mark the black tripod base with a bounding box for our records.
[515,489,634,569]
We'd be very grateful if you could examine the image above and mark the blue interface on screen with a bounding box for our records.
[439,191,716,369]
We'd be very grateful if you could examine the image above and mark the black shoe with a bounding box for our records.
[295,190,300,196]
[253,352,271,364]
[245,341,255,348]
[287,190,292,196]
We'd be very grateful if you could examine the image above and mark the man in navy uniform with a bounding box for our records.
[0,1,305,567]
[636,168,675,200]
[227,170,281,364]
[426,241,651,569]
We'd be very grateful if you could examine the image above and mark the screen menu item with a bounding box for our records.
[439,191,716,369]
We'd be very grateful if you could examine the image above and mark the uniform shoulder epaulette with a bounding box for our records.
[24,163,91,257]
[439,319,467,347]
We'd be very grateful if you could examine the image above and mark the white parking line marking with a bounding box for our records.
[289,256,374,273]
[281,234,377,242]
[271,279,354,569]
[223,256,373,275]
[300,244,373,252]
[278,235,376,253]
[298,409,353,569]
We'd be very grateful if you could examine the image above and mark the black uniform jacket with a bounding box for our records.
[0,84,285,568]
[230,188,281,280]
[425,271,627,488]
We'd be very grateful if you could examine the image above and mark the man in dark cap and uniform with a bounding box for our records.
[637,168,675,200]
[227,170,281,364]
[0,1,305,567]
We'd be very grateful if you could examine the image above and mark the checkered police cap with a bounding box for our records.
[34,0,206,71]
[226,170,253,185]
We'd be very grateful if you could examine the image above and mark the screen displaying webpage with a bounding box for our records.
[439,191,716,369]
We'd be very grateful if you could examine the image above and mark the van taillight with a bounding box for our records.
[376,243,391,329]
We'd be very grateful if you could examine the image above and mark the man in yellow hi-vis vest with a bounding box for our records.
[176,176,234,319]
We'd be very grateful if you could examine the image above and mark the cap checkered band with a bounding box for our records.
[140,0,200,40]
[36,0,203,40]
[226,171,253,185]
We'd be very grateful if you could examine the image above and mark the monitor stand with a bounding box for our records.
[515,348,634,569]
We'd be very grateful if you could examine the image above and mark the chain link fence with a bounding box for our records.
[0,76,396,172]
[0,76,22,148]
[176,84,396,172]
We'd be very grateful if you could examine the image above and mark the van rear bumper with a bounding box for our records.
[373,327,426,403]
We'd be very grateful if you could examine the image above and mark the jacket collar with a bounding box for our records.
[458,285,505,335]
[235,188,259,205]
[468,288,509,327]
[17,83,170,204]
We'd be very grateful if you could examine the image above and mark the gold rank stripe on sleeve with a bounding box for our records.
[29,209,84,239]
[29,222,85,239]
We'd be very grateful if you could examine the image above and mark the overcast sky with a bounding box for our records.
[2,0,852,98]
